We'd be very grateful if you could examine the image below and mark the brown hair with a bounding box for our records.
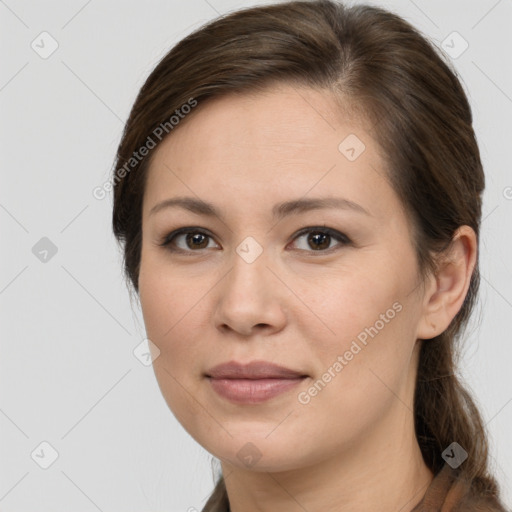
[111,0,506,509]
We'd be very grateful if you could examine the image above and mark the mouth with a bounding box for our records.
[205,360,308,404]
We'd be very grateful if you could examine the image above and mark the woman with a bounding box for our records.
[111,1,509,510]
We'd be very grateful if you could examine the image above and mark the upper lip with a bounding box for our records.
[206,360,307,379]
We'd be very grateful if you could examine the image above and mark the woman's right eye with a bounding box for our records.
[159,228,220,253]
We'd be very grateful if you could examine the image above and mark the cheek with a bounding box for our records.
[297,307,415,442]
[138,271,174,343]
[139,255,202,340]
[296,261,402,343]
[139,267,211,429]
[138,259,214,380]
[298,259,417,394]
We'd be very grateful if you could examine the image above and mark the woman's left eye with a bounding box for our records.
[159,226,350,254]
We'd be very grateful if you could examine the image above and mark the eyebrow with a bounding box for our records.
[149,195,372,220]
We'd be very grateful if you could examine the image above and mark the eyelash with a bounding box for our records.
[158,226,351,255]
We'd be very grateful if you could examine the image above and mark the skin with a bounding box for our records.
[138,83,477,511]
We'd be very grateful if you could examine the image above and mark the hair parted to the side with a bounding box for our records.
[111,1,506,509]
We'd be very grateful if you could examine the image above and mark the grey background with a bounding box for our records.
[1,0,511,510]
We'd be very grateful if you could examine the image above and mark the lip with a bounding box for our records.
[205,360,308,404]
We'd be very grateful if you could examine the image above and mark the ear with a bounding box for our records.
[415,225,477,341]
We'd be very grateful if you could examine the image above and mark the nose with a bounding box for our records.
[213,247,287,338]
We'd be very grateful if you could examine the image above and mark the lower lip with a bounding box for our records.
[208,377,305,404]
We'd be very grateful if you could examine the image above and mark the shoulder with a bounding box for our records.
[452,488,510,512]
[413,464,510,512]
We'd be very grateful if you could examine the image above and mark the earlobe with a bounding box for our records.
[415,226,477,341]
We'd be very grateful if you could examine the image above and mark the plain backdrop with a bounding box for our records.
[1,0,511,510]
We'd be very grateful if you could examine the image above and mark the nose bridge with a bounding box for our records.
[227,235,271,301]
[213,235,286,335]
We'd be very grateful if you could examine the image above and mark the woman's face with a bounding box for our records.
[138,84,430,471]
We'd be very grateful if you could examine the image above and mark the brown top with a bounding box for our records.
[411,464,509,512]
[202,464,510,512]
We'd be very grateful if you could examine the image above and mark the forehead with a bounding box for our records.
[142,84,401,222]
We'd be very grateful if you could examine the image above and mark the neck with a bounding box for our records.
[221,401,433,512]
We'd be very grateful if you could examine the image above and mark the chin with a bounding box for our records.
[192,426,317,473]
